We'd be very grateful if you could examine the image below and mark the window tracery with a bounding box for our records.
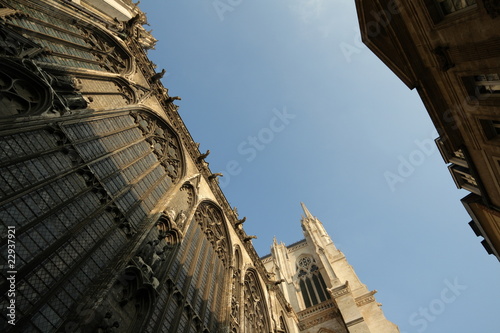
[230,248,242,333]
[144,201,229,333]
[0,108,185,331]
[194,202,229,266]
[243,270,270,333]
[296,256,330,308]
[1,0,132,74]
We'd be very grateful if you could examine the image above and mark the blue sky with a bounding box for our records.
[140,1,500,332]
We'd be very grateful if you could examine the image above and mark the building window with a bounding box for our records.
[474,74,500,95]
[449,164,481,194]
[296,257,330,308]
[426,0,477,23]
[436,0,477,15]
[462,74,500,105]
[480,119,500,140]
[146,201,229,332]
[243,270,270,332]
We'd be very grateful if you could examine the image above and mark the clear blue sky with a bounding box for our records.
[140,1,500,332]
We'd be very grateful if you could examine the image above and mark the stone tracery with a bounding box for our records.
[243,269,270,333]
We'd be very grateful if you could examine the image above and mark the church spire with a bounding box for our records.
[300,203,336,250]
[301,202,314,219]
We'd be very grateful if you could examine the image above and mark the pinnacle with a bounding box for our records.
[300,202,314,219]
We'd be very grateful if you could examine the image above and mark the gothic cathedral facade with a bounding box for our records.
[0,1,398,332]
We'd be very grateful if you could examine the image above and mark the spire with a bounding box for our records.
[300,202,335,249]
[301,202,314,219]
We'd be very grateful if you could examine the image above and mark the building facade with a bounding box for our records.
[355,0,500,260]
[0,1,398,332]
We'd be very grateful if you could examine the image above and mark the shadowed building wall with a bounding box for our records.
[355,0,500,261]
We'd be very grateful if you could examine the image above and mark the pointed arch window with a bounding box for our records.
[243,270,270,332]
[0,108,185,331]
[1,0,132,73]
[296,257,330,308]
[144,201,230,333]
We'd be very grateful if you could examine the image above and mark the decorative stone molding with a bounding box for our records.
[346,317,365,327]
[297,300,336,321]
[297,310,337,330]
[328,282,351,299]
[433,46,454,71]
[355,290,377,307]
[287,239,308,253]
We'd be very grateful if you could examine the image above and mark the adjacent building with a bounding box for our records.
[0,0,398,332]
[355,0,500,260]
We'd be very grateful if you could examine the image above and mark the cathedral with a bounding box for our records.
[0,0,398,332]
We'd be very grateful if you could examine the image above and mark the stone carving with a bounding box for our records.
[231,294,240,320]
[208,172,223,180]
[175,210,187,229]
[0,58,52,117]
[97,312,120,333]
[197,149,210,162]
[274,279,285,286]
[82,28,128,73]
[328,281,351,299]
[0,24,46,58]
[243,235,257,242]
[243,270,269,332]
[433,46,454,71]
[131,111,183,184]
[194,202,229,265]
[235,217,246,227]
[298,257,312,268]
[165,95,181,104]
[150,69,166,83]
[137,239,168,275]
[165,208,176,221]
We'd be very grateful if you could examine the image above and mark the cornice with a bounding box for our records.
[328,282,351,299]
[287,239,308,253]
[297,300,340,331]
[296,300,337,321]
[355,290,377,307]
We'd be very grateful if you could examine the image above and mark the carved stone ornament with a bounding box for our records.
[433,46,454,71]
[328,281,351,298]
[243,270,269,332]
[0,23,46,58]
[194,202,229,265]
[0,57,52,117]
[80,27,129,74]
[131,111,183,184]
[0,56,92,118]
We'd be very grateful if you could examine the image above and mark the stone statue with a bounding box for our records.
[197,149,210,162]
[150,69,166,83]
